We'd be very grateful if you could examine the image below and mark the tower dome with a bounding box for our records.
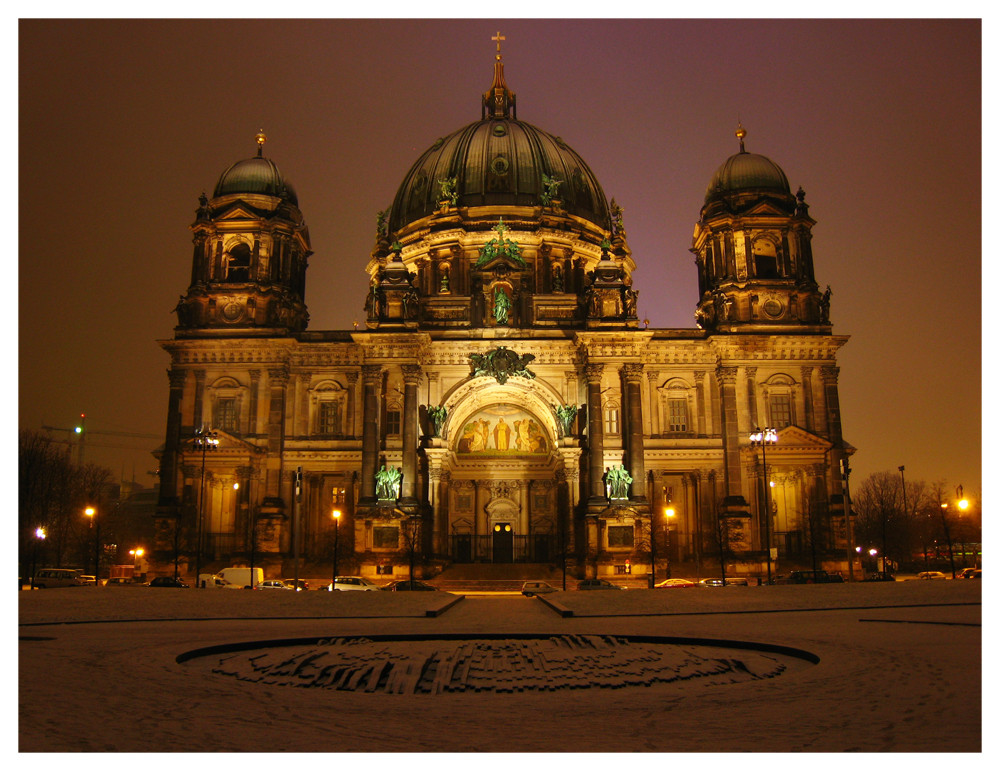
[387,52,610,236]
[703,123,791,205]
[212,131,298,204]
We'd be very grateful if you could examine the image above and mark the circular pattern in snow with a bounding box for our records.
[180,633,817,694]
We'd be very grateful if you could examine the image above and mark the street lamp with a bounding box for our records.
[331,509,341,590]
[129,547,144,582]
[84,506,101,585]
[749,427,778,584]
[193,427,219,588]
[30,527,46,589]
[665,505,676,580]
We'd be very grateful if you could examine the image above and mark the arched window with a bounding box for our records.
[752,237,779,279]
[659,378,693,435]
[763,374,797,429]
[225,242,251,282]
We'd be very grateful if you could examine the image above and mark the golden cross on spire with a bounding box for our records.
[492,31,505,57]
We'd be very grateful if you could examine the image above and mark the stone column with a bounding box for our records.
[621,363,647,502]
[801,366,815,433]
[157,368,187,508]
[193,370,206,429]
[400,364,422,505]
[694,370,708,437]
[745,367,758,428]
[345,371,358,438]
[248,370,261,436]
[716,365,744,500]
[647,370,660,436]
[264,368,288,502]
[585,363,607,505]
[359,364,382,503]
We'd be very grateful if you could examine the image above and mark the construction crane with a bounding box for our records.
[41,414,161,466]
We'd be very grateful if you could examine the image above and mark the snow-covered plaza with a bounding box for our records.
[18,580,981,753]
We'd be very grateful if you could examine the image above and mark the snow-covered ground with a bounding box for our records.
[17,581,985,758]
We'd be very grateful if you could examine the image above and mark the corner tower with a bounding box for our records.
[692,123,829,332]
[174,132,312,336]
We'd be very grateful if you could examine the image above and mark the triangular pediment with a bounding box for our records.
[743,199,790,218]
[214,203,269,221]
[771,425,833,453]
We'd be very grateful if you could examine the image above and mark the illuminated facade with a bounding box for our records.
[154,51,853,581]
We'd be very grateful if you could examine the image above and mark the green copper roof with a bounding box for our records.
[705,150,790,202]
[213,156,298,205]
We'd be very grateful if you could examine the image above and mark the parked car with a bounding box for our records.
[864,572,896,582]
[327,576,380,592]
[283,579,310,591]
[521,581,556,596]
[147,576,189,588]
[784,570,839,584]
[957,567,982,579]
[654,578,697,589]
[699,577,749,587]
[32,569,87,589]
[381,579,438,591]
[79,575,97,585]
[259,580,294,590]
[105,577,139,586]
[577,579,624,590]
[917,571,948,580]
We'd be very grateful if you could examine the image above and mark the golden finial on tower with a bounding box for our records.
[735,121,747,153]
[255,129,267,157]
[492,30,505,59]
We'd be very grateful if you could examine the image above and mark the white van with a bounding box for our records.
[197,573,231,589]
[217,567,263,589]
[33,569,86,588]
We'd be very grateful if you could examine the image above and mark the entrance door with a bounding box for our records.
[492,523,513,563]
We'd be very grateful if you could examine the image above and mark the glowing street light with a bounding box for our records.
[84,506,101,586]
[331,509,341,591]
[30,527,46,590]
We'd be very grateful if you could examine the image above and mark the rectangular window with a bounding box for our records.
[215,398,238,432]
[769,394,793,429]
[605,407,620,436]
[373,527,399,549]
[667,398,689,433]
[386,409,401,436]
[318,401,340,435]
[607,525,634,548]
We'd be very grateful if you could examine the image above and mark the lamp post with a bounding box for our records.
[841,457,856,582]
[129,547,144,582]
[193,427,219,588]
[30,527,46,589]
[331,509,341,590]
[665,505,676,579]
[750,427,778,584]
[84,506,100,585]
[648,508,657,588]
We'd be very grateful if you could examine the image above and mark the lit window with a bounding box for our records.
[318,401,341,435]
[769,394,792,429]
[386,409,401,436]
[667,398,689,433]
[605,406,620,436]
[214,398,238,432]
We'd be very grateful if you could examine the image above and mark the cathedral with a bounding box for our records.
[153,46,853,584]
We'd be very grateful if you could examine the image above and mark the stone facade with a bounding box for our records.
[154,56,853,582]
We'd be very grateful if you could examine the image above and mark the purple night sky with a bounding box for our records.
[17,18,982,498]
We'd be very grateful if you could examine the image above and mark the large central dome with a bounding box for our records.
[388,55,611,235]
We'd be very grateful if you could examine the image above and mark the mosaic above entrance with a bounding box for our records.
[455,405,549,456]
